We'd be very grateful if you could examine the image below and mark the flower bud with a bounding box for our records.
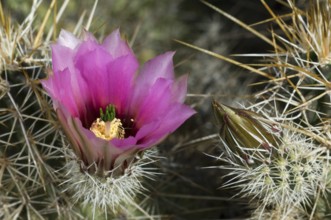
[212,101,281,164]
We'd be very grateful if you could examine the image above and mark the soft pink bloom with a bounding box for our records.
[42,29,195,175]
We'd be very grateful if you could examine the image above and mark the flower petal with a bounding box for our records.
[51,44,76,73]
[74,41,138,117]
[57,105,140,173]
[111,136,137,149]
[134,78,174,127]
[41,68,79,117]
[130,52,176,112]
[171,74,189,103]
[136,51,175,87]
[136,104,195,147]
[42,66,93,126]
[74,41,114,112]
[81,29,99,43]
[105,55,138,114]
[57,29,81,49]
[135,121,160,146]
[102,29,134,59]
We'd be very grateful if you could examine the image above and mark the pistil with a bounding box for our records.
[90,104,125,140]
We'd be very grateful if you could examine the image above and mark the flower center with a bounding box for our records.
[90,104,125,140]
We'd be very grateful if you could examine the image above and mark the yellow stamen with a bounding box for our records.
[90,118,125,140]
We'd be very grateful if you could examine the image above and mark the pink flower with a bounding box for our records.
[42,29,195,176]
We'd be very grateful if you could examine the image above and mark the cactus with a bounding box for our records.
[7,0,331,219]
[0,1,198,219]
[181,0,331,219]
[213,101,329,219]
[251,0,331,145]
[0,1,81,218]
[0,2,158,219]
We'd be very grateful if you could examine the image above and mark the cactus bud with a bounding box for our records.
[212,100,280,164]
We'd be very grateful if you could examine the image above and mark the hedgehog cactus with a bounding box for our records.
[3,0,331,219]
[252,0,331,147]
[40,28,194,217]
[0,0,198,218]
[190,0,331,219]
[213,101,329,219]
[251,4,331,218]
[0,3,78,219]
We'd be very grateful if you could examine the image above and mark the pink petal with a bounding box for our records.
[57,29,81,49]
[130,52,176,111]
[57,105,141,171]
[171,74,189,103]
[105,55,138,114]
[73,37,102,58]
[102,29,134,59]
[51,44,75,73]
[74,42,138,115]
[41,68,79,117]
[136,51,175,87]
[81,29,98,43]
[136,104,195,147]
[133,78,173,127]
[135,121,161,146]
[111,136,137,149]
[43,67,93,126]
[74,42,114,111]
